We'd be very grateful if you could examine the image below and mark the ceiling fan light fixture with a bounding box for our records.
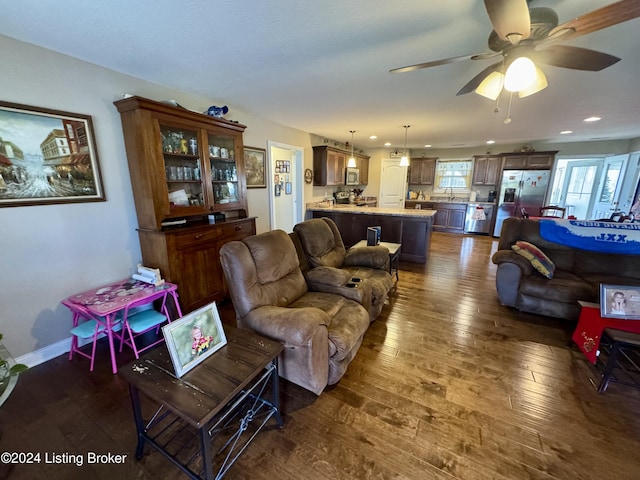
[347,130,356,168]
[517,67,548,98]
[475,71,505,100]
[504,57,537,92]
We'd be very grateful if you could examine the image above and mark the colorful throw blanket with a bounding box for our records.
[573,303,640,364]
[538,218,640,254]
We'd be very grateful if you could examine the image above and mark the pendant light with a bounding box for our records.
[399,125,410,167]
[347,130,356,168]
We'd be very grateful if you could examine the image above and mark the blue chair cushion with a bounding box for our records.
[70,319,104,338]
[71,317,122,338]
[127,309,167,333]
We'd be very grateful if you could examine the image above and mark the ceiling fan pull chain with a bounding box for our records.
[504,91,514,124]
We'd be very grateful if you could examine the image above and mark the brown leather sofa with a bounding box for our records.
[492,218,640,320]
[293,217,393,321]
[219,229,371,395]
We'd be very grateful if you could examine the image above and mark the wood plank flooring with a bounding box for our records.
[2,232,640,479]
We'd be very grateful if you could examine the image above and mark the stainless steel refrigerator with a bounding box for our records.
[492,169,550,236]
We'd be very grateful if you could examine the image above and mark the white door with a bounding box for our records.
[379,159,407,208]
[268,142,304,233]
[560,161,600,219]
[591,155,628,220]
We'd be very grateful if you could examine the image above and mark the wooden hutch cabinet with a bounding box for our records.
[114,96,256,313]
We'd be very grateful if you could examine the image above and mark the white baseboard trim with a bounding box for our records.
[15,335,99,368]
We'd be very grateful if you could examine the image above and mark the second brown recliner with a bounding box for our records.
[293,217,393,321]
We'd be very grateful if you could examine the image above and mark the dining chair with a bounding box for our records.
[66,301,123,372]
[539,205,566,218]
[119,289,172,359]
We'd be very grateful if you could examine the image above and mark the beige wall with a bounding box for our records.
[0,35,310,359]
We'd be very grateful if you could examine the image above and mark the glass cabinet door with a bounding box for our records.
[160,126,204,211]
[208,132,239,206]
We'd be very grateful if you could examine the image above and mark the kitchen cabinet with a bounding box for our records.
[114,96,255,312]
[405,201,466,233]
[472,155,501,185]
[310,209,433,263]
[408,157,437,185]
[313,146,345,186]
[313,146,370,186]
[355,153,369,185]
[501,151,557,169]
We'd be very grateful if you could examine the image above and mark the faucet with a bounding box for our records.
[446,186,455,201]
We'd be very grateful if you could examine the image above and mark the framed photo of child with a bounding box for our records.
[600,284,640,320]
[162,301,227,377]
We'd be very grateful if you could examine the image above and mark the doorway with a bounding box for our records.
[549,155,629,219]
[268,141,304,233]
[379,158,408,208]
[591,155,627,219]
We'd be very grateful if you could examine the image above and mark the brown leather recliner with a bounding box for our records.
[219,229,370,395]
[293,217,393,321]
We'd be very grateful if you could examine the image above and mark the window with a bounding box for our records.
[434,159,473,194]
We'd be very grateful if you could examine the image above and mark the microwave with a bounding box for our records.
[345,167,360,185]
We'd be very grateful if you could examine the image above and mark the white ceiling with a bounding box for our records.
[2,0,640,151]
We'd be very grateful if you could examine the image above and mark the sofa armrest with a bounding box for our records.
[491,250,533,307]
[491,250,533,276]
[243,306,328,347]
[344,246,390,271]
[305,267,374,319]
[305,266,350,286]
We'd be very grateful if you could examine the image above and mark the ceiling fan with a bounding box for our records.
[390,0,640,98]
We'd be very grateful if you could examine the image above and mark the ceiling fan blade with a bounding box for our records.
[535,45,620,71]
[547,0,640,43]
[456,61,504,96]
[484,0,531,42]
[390,54,487,73]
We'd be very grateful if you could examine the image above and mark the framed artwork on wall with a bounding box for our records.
[0,101,105,207]
[243,146,266,188]
[162,302,227,377]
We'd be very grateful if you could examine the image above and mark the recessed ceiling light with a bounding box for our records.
[369,135,377,140]
[384,142,392,147]
[486,140,495,144]
[584,116,601,122]
[424,144,432,148]
[560,130,573,134]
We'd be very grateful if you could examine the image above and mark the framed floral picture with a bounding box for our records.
[0,101,105,207]
[162,302,227,377]
[243,146,266,188]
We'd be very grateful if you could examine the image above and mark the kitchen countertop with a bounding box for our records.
[308,205,437,217]
[406,199,496,205]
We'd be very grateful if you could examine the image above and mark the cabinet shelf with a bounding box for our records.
[164,153,199,160]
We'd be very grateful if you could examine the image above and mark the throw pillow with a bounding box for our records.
[511,240,555,279]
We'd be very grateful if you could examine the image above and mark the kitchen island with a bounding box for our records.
[307,205,436,263]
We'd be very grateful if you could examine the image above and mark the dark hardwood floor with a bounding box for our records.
[2,232,640,479]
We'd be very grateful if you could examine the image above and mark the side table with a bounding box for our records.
[352,240,401,282]
[119,325,283,479]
